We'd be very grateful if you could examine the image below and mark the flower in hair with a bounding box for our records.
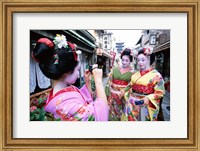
[144,47,153,55]
[53,34,68,49]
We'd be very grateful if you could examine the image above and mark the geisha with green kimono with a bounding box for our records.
[105,48,134,121]
[121,47,165,121]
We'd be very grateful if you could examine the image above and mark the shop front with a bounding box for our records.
[96,48,112,76]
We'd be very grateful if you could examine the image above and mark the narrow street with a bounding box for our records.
[102,76,109,87]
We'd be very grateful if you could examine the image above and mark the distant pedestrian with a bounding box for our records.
[105,48,134,121]
[121,47,165,121]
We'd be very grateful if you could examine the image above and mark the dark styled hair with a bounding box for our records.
[137,47,155,65]
[32,38,78,80]
[120,48,133,62]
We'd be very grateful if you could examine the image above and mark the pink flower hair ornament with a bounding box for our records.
[143,47,153,56]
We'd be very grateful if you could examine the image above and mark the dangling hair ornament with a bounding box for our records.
[67,42,82,61]
[76,50,82,61]
[54,54,59,64]
[130,50,133,56]
[143,47,153,55]
[132,49,138,57]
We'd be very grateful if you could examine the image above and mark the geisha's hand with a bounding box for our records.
[129,96,137,105]
[140,97,149,107]
[84,69,91,89]
[92,64,103,83]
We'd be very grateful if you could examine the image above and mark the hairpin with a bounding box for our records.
[54,54,59,64]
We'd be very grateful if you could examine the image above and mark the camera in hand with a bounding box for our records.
[89,65,93,73]
[88,65,102,73]
[135,100,144,105]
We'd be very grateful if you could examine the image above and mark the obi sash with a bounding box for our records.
[132,83,154,95]
[112,79,129,86]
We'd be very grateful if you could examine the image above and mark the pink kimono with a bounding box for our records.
[44,85,108,121]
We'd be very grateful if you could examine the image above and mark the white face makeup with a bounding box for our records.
[121,55,131,68]
[64,62,81,85]
[137,54,150,71]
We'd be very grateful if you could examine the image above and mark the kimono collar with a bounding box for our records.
[140,68,153,76]
[119,66,132,74]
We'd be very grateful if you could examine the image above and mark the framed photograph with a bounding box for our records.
[1,0,199,150]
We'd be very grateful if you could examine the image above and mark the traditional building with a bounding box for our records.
[116,42,125,53]
[88,30,113,76]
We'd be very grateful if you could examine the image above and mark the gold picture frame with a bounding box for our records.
[0,0,199,150]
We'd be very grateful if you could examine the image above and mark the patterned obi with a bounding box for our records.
[112,79,129,86]
[111,79,129,91]
[132,83,154,95]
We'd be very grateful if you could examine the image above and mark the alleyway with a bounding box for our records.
[102,76,109,87]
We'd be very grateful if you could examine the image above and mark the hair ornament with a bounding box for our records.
[132,49,138,57]
[53,54,59,64]
[53,34,82,61]
[130,50,133,56]
[37,38,54,48]
[143,47,153,55]
[76,50,82,61]
[53,34,68,49]
[121,48,132,57]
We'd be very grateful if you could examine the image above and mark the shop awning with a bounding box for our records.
[96,48,112,59]
[135,35,143,45]
[154,41,170,53]
[64,30,97,48]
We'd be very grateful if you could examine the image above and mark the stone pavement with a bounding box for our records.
[161,91,170,121]
[102,76,109,87]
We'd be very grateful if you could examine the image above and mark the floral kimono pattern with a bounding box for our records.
[45,85,108,121]
[123,68,165,121]
[105,67,133,121]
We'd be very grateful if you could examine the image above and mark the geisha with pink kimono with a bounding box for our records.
[32,35,108,121]
[122,47,165,121]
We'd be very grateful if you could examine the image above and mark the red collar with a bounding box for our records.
[45,86,79,107]
[140,68,153,76]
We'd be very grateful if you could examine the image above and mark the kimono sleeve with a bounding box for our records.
[146,75,165,120]
[105,69,113,96]
[56,88,108,121]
